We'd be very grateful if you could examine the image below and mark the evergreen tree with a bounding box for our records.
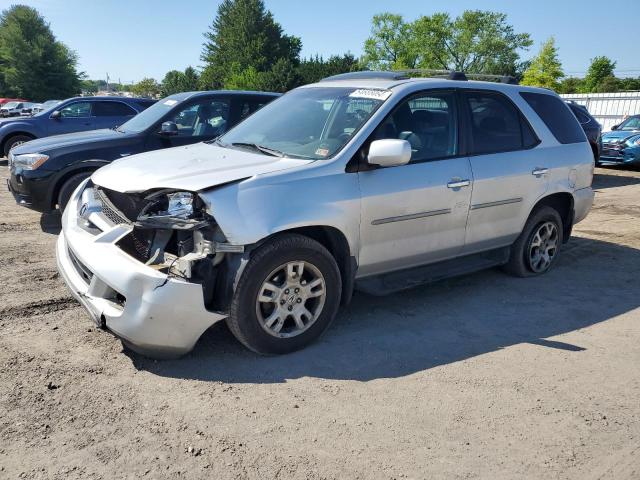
[200,0,301,90]
[0,5,81,100]
[521,38,564,90]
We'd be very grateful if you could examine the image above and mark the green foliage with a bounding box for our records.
[362,13,418,70]
[160,66,200,96]
[520,38,564,90]
[131,77,160,98]
[582,56,616,92]
[362,10,532,75]
[557,77,584,94]
[0,5,81,101]
[298,54,361,84]
[200,0,301,90]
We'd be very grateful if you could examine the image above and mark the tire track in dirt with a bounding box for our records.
[0,297,78,319]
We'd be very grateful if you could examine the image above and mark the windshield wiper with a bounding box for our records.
[229,142,285,157]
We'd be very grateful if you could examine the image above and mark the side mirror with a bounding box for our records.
[159,121,179,136]
[50,110,61,119]
[367,139,411,167]
[611,124,619,130]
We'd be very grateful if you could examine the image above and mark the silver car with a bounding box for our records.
[56,73,594,357]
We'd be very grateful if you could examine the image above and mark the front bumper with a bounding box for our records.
[7,162,56,212]
[56,181,226,357]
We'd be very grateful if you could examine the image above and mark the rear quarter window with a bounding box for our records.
[520,92,586,144]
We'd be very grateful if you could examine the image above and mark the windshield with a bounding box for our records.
[218,87,389,160]
[3,102,18,109]
[117,96,184,133]
[619,116,640,131]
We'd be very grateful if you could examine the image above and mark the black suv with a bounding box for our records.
[8,90,279,212]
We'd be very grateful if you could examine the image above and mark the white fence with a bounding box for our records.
[560,92,640,132]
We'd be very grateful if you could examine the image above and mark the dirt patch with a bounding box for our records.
[1,166,640,479]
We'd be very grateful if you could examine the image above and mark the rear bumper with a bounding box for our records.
[56,181,226,357]
[573,186,594,225]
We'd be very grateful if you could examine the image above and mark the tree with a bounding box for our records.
[298,54,361,84]
[131,78,160,98]
[362,10,532,75]
[557,77,584,94]
[0,5,81,101]
[182,66,200,91]
[200,0,301,90]
[160,70,184,96]
[582,56,616,92]
[520,38,564,90]
[361,13,418,70]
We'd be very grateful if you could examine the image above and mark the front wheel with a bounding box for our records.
[227,234,342,355]
[503,206,564,277]
[4,134,34,157]
[57,172,92,212]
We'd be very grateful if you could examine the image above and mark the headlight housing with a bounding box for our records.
[136,190,208,230]
[626,135,640,147]
[11,153,49,170]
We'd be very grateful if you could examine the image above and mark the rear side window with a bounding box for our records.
[92,101,137,117]
[569,104,592,125]
[520,92,586,144]
[463,91,538,155]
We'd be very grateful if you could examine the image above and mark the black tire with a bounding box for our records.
[227,233,342,355]
[503,206,564,277]
[57,172,92,212]
[3,134,34,157]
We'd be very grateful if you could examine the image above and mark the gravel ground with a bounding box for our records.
[1,164,639,479]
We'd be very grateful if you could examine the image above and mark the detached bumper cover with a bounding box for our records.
[56,181,226,356]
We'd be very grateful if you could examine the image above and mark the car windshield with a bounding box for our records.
[619,116,640,131]
[116,96,184,133]
[3,102,18,109]
[217,87,389,160]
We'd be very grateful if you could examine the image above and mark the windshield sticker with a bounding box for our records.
[315,148,330,157]
[349,89,392,101]
[163,99,178,106]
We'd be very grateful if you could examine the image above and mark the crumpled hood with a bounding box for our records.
[91,142,313,193]
[11,128,124,155]
[602,130,640,143]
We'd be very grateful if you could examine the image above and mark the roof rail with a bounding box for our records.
[319,69,519,85]
[320,71,410,82]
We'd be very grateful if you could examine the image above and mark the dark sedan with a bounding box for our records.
[8,90,279,212]
[0,96,155,156]
[566,101,602,162]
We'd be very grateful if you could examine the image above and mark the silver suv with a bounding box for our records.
[56,72,594,357]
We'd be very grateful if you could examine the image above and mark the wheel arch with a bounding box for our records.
[48,161,108,210]
[530,191,575,243]
[1,131,36,153]
[263,225,357,306]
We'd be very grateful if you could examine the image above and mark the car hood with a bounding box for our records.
[602,130,640,143]
[11,128,125,155]
[91,142,314,193]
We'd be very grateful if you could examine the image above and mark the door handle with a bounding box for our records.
[532,167,549,176]
[447,179,471,189]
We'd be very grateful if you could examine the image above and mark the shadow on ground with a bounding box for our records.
[593,172,640,189]
[128,236,640,383]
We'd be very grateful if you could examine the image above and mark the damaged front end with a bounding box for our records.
[86,182,244,312]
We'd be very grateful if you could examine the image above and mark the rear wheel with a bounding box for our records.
[227,234,341,355]
[3,134,34,157]
[503,206,563,277]
[57,172,92,212]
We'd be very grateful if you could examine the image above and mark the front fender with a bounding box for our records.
[0,121,40,142]
[200,169,361,257]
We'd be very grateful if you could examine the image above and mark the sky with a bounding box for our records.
[2,0,639,84]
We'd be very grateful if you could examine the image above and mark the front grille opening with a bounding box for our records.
[117,228,157,263]
[68,248,93,285]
